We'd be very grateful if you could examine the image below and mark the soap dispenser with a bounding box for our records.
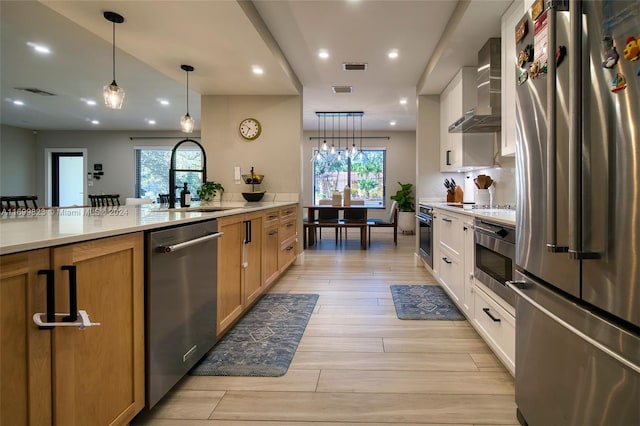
[180,182,191,207]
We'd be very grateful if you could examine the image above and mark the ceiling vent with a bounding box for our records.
[342,63,367,71]
[15,87,57,96]
[331,86,353,94]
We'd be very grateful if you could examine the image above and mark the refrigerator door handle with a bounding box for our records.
[567,0,598,260]
[545,3,568,254]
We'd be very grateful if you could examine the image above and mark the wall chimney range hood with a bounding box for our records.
[449,38,501,133]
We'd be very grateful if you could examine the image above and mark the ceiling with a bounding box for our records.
[0,0,511,133]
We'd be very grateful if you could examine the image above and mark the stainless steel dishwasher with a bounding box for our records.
[146,219,222,408]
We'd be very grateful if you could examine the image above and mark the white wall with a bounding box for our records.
[33,130,195,204]
[301,130,416,221]
[200,95,302,197]
[1,125,37,196]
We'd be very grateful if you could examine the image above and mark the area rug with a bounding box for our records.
[390,284,465,320]
[190,293,318,376]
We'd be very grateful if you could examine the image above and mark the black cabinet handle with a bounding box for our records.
[286,223,294,228]
[482,308,501,322]
[446,150,452,166]
[61,265,78,322]
[244,220,252,244]
[442,218,452,223]
[37,269,55,329]
[268,229,278,236]
[442,257,452,264]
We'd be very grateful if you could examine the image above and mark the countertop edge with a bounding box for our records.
[0,201,298,255]
[425,202,516,226]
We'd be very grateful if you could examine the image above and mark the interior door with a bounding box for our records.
[52,152,84,207]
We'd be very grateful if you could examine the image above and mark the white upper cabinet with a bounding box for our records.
[500,0,527,157]
[440,67,494,172]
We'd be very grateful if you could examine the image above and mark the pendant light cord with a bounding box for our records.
[186,71,190,115]
[112,21,116,83]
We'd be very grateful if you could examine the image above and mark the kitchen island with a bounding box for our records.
[0,200,299,425]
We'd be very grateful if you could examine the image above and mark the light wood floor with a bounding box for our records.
[134,230,518,425]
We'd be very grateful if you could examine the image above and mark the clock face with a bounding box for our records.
[239,118,262,140]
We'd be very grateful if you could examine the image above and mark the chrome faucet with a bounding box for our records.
[168,138,207,209]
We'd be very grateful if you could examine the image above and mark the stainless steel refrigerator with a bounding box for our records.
[510,0,639,424]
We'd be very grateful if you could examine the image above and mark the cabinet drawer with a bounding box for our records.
[438,212,465,257]
[279,219,296,242]
[279,236,297,270]
[473,285,515,375]
[279,205,297,223]
[437,245,464,305]
[264,209,280,226]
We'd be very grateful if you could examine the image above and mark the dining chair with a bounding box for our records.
[341,200,366,240]
[367,200,398,246]
[316,199,340,243]
[1,195,38,210]
[88,194,120,207]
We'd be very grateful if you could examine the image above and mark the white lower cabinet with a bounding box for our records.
[430,207,515,377]
[472,283,516,376]
[437,245,464,305]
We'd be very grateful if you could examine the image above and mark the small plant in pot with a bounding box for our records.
[197,181,224,204]
[390,182,415,234]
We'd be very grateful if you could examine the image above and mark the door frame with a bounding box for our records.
[44,148,88,207]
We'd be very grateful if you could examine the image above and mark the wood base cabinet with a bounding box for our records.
[217,212,263,336]
[0,233,144,425]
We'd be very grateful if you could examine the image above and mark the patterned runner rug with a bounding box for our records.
[390,284,465,320]
[190,293,318,376]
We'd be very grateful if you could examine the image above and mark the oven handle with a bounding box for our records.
[474,223,507,237]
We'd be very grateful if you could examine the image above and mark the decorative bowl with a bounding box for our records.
[242,174,264,185]
[242,191,266,202]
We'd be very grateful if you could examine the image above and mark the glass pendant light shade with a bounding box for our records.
[180,64,195,133]
[181,113,195,133]
[103,81,124,109]
[103,12,125,110]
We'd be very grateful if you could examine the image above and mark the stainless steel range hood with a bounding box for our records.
[449,38,501,133]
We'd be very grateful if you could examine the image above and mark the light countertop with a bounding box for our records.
[0,201,297,255]
[422,202,516,227]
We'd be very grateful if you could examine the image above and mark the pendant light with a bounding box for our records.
[103,12,125,109]
[180,64,195,133]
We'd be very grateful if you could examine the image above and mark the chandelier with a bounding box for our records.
[313,112,363,163]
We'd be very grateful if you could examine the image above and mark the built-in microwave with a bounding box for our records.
[474,218,515,307]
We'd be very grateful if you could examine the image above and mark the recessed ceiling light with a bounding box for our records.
[158,99,170,106]
[13,100,24,106]
[26,42,51,54]
[399,98,408,105]
[90,120,100,125]
[388,49,399,59]
[252,66,264,75]
[147,119,156,125]
[85,100,97,106]
[390,121,397,126]
[318,49,329,59]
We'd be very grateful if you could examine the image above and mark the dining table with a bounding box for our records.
[304,204,369,249]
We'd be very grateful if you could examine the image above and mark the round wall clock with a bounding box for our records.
[239,118,262,141]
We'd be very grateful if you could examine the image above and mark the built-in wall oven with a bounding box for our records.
[417,205,433,268]
[474,218,515,307]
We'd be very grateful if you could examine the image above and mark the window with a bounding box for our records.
[134,147,204,202]
[312,149,386,206]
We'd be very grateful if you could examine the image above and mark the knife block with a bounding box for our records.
[446,186,464,203]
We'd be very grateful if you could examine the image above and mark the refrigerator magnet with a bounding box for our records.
[611,73,627,93]
[518,69,529,85]
[515,19,528,44]
[622,36,639,61]
[602,46,619,68]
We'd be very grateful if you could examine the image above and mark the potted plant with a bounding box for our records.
[390,182,415,233]
[197,181,224,204]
